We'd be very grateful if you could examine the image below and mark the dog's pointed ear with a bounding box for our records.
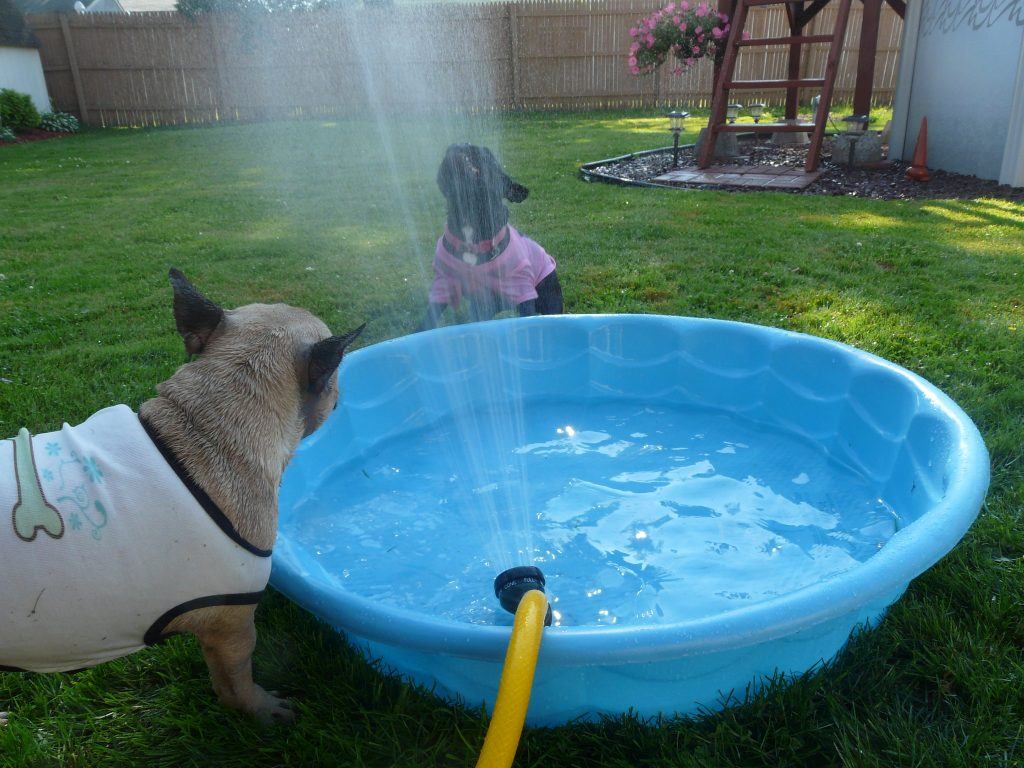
[307,323,366,395]
[505,178,529,203]
[169,268,224,357]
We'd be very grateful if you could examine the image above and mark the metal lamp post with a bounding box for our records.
[840,114,871,166]
[668,109,689,168]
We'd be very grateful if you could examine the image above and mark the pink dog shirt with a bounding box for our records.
[429,225,556,310]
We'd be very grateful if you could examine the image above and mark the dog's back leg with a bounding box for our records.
[164,605,294,725]
[534,272,564,315]
[422,302,448,331]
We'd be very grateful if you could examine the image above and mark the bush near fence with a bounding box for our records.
[26,0,902,128]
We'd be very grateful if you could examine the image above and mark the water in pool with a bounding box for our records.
[283,401,899,627]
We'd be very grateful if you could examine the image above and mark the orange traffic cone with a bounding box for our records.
[906,117,931,182]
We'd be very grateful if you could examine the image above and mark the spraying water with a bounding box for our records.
[240,0,539,572]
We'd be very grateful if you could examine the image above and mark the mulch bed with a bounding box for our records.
[585,137,1024,201]
[0,128,67,146]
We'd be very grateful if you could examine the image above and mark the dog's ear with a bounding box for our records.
[504,178,529,203]
[436,162,453,198]
[437,144,461,198]
[169,268,224,357]
[307,323,366,395]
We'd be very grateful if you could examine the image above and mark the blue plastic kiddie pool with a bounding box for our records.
[272,314,989,725]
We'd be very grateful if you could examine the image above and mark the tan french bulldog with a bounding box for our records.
[0,269,364,724]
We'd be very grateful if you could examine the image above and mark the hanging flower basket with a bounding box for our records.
[628,2,736,76]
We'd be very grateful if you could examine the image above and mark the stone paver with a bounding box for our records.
[653,164,822,189]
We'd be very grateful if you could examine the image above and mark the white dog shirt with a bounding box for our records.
[0,405,271,673]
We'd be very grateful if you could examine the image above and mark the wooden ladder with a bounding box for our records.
[697,0,853,172]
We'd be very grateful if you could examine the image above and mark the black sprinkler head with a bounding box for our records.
[494,566,553,626]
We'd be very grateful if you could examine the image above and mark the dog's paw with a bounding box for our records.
[247,686,295,726]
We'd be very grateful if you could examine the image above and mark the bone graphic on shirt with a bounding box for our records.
[11,429,65,541]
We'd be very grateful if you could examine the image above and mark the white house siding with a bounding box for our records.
[890,0,1024,186]
[0,45,50,114]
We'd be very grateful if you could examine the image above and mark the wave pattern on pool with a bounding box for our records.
[282,401,899,628]
[273,315,989,725]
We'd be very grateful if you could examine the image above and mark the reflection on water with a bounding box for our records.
[283,401,899,627]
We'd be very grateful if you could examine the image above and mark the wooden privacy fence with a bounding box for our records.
[26,0,902,128]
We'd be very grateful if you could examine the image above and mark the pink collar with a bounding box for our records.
[442,224,510,256]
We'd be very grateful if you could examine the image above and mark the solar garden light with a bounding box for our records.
[726,103,743,124]
[842,114,870,133]
[748,102,767,124]
[668,109,689,168]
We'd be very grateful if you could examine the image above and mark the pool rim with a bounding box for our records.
[272,313,990,666]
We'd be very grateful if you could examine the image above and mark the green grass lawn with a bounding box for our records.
[1,111,1022,767]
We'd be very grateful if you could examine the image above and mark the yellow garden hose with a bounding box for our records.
[475,589,549,768]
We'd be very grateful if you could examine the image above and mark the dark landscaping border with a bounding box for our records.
[579,133,762,189]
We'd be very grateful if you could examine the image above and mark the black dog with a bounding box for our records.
[422,144,563,330]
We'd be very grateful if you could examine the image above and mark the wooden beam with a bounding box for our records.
[712,0,738,93]
[717,122,814,131]
[736,34,832,45]
[796,0,831,28]
[805,0,853,170]
[58,15,87,125]
[699,0,748,168]
[786,2,803,119]
[727,77,826,88]
[853,0,883,116]
[884,0,906,17]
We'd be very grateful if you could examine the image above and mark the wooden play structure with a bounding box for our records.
[698,0,907,171]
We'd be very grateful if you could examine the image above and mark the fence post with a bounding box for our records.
[58,14,88,125]
[508,2,520,109]
[208,14,228,121]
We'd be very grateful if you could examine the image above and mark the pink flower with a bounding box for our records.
[742,30,751,39]
[680,0,689,9]
[686,57,696,66]
[630,65,641,74]
[629,26,638,36]
[673,14,680,23]
[679,22,687,31]
[695,3,708,16]
[666,2,676,11]
[695,25,702,33]
[693,45,700,53]
[647,34,655,45]
[719,12,728,21]
[628,56,637,66]
[630,42,640,53]
[712,26,723,38]
[674,67,682,75]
